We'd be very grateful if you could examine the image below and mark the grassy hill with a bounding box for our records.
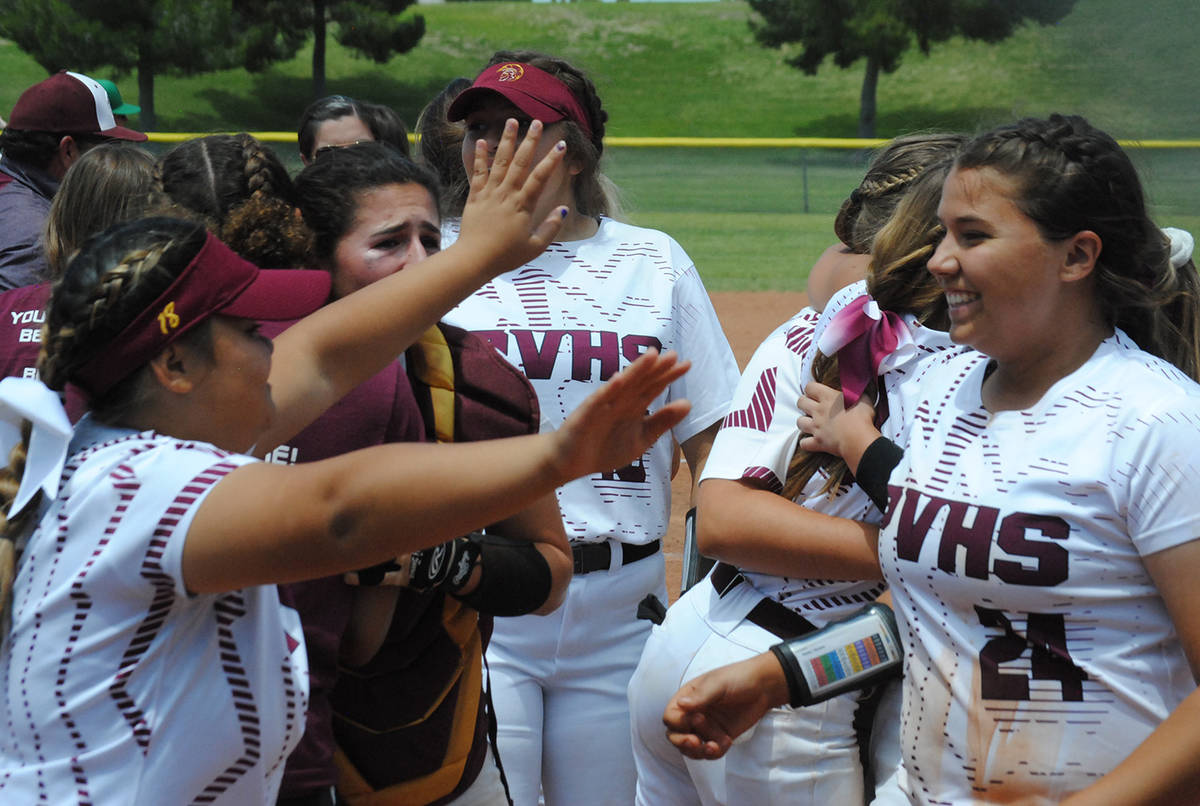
[2,0,1197,290]
[4,0,1196,137]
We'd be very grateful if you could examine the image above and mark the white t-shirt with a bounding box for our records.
[442,217,739,545]
[882,332,1200,804]
[0,418,308,804]
[701,281,963,622]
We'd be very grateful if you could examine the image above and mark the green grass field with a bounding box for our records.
[2,0,1197,290]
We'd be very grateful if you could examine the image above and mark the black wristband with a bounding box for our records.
[351,558,404,586]
[769,642,809,708]
[855,436,904,512]
[769,603,903,708]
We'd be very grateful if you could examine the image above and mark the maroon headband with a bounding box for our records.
[447,62,594,141]
[73,233,330,399]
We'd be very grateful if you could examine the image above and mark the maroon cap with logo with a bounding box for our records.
[8,71,147,141]
[446,62,593,140]
[73,233,331,398]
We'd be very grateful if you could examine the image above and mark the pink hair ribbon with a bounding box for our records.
[816,294,913,407]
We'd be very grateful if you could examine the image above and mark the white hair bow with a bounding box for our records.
[1164,227,1194,270]
[0,377,72,518]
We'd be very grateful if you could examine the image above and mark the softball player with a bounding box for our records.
[441,51,740,806]
[668,115,1200,804]
[280,143,570,806]
[0,122,691,804]
[628,154,965,805]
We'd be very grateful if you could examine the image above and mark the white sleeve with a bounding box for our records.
[700,308,820,493]
[148,449,259,598]
[666,257,741,444]
[1123,392,1200,557]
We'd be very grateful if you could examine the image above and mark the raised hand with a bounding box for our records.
[550,349,691,481]
[457,119,569,275]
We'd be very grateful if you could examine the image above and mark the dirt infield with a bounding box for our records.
[662,290,809,601]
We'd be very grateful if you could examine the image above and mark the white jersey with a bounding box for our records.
[0,418,308,805]
[701,281,963,622]
[443,217,739,545]
[883,332,1200,804]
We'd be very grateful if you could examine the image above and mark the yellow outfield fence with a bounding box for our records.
[143,133,1200,150]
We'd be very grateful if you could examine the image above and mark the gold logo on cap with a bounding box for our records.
[496,63,524,82]
[157,301,181,334]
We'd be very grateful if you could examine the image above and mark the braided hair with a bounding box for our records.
[483,50,620,219]
[0,218,211,632]
[834,133,967,254]
[955,114,1200,380]
[157,134,313,268]
[783,159,957,500]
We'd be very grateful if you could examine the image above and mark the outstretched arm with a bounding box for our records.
[259,119,568,454]
[183,349,691,594]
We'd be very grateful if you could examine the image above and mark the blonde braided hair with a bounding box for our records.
[833,134,966,254]
[783,159,957,501]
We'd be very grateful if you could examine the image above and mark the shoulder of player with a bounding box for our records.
[1087,334,1200,408]
[68,427,244,489]
[591,217,690,260]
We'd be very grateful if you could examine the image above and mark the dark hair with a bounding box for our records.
[956,114,1200,379]
[297,95,410,161]
[0,129,107,172]
[416,77,473,217]
[359,101,411,158]
[834,133,967,254]
[295,142,441,266]
[156,134,313,268]
[783,160,956,499]
[482,50,616,218]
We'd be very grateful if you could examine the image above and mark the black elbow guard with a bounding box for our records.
[451,532,553,617]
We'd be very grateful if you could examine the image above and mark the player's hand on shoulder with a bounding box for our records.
[797,381,878,464]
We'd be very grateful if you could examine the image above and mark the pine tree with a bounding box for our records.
[0,0,244,130]
[237,0,425,99]
[747,0,1077,137]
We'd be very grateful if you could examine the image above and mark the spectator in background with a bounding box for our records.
[297,94,410,164]
[95,78,141,126]
[0,70,146,290]
[0,143,162,384]
[415,77,472,218]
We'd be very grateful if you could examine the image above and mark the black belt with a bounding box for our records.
[276,787,336,806]
[710,562,817,640]
[573,539,661,574]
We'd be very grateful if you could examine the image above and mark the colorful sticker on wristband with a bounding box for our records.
[809,632,892,686]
